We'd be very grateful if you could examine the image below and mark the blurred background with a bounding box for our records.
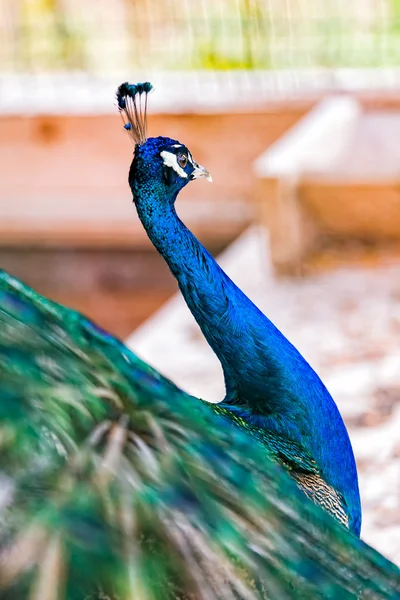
[1,0,400,565]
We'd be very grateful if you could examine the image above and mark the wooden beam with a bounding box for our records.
[253,96,362,273]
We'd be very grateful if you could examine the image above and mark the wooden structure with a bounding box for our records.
[0,107,306,336]
[255,95,400,273]
[5,87,400,333]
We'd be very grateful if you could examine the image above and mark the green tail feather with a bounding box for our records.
[0,269,398,599]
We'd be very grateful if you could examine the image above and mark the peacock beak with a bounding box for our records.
[192,162,212,183]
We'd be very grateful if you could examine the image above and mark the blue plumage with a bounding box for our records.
[121,86,362,537]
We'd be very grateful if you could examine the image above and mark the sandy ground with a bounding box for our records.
[127,226,400,566]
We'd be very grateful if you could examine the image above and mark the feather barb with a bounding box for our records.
[116,81,153,145]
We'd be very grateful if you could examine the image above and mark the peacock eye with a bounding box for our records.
[177,153,188,168]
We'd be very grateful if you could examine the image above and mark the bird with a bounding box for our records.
[117,82,362,537]
[0,269,399,599]
[0,81,396,599]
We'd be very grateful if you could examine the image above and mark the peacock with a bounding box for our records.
[0,82,399,599]
[117,82,361,536]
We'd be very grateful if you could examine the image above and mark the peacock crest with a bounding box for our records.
[116,81,153,145]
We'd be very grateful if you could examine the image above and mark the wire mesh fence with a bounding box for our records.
[1,0,400,74]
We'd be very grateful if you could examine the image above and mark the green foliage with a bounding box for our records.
[0,270,399,599]
[392,0,400,17]
[390,0,400,34]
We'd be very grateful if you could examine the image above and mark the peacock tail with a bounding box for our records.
[0,269,399,599]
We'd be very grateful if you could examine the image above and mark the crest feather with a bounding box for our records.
[116,82,153,145]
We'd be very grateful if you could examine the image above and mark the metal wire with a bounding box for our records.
[0,0,399,74]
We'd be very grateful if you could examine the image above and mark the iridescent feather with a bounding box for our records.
[0,270,399,599]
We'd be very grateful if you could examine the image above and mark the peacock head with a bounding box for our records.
[116,82,211,207]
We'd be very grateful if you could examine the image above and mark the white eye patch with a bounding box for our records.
[169,146,194,165]
[160,150,188,179]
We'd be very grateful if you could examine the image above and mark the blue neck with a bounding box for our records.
[136,199,254,403]
[135,197,324,420]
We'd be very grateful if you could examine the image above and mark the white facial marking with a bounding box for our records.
[187,151,194,166]
[171,144,182,148]
[160,150,188,179]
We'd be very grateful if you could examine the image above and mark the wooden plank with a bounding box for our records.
[254,96,361,178]
[0,110,304,214]
[299,179,400,240]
